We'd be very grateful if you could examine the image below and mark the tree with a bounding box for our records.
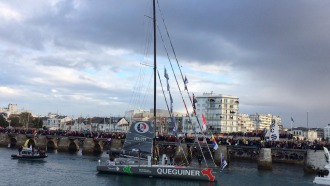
[19,112,33,128]
[0,115,8,127]
[31,118,43,129]
[8,115,20,127]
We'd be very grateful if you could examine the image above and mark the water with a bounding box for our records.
[1,148,316,186]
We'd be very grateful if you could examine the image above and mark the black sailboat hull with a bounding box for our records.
[97,164,218,182]
[11,154,48,160]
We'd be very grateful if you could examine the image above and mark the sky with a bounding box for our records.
[0,0,329,128]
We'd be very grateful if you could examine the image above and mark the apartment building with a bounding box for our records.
[194,92,239,133]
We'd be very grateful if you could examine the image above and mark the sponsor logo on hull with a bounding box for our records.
[156,168,215,181]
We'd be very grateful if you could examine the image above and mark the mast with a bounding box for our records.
[153,0,156,133]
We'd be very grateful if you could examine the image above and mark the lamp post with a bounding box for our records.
[109,114,112,132]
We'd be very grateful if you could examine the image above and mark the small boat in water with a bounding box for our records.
[11,139,48,160]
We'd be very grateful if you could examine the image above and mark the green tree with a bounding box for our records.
[8,115,20,127]
[19,112,33,128]
[31,118,43,129]
[0,115,8,127]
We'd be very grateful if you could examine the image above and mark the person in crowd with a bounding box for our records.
[18,146,23,155]
[169,155,173,165]
[198,154,202,167]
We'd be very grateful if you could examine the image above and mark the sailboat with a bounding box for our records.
[97,0,219,182]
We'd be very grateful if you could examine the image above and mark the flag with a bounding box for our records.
[192,94,197,109]
[171,115,177,134]
[291,117,294,123]
[221,153,228,171]
[202,113,207,132]
[164,68,169,80]
[269,119,279,141]
[211,135,218,150]
[170,93,173,113]
[164,68,170,91]
[184,76,188,90]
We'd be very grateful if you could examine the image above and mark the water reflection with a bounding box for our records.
[97,173,219,186]
[16,159,46,164]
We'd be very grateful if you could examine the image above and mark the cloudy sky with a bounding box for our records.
[1,0,329,128]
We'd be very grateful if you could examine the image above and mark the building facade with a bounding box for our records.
[324,124,330,140]
[44,115,72,130]
[237,114,256,132]
[249,113,282,131]
[194,92,239,133]
[292,127,319,141]
[0,104,32,118]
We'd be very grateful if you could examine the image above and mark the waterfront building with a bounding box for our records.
[91,117,129,132]
[238,114,256,132]
[292,127,319,141]
[310,128,324,140]
[194,92,239,133]
[324,124,330,141]
[70,117,91,132]
[249,113,282,131]
[124,109,150,122]
[164,116,183,135]
[44,114,72,130]
[181,116,194,134]
[0,104,32,119]
[125,109,184,135]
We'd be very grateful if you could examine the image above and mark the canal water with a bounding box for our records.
[1,147,317,186]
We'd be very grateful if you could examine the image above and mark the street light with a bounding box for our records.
[109,114,111,133]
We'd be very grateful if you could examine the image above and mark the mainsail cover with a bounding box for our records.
[122,121,154,155]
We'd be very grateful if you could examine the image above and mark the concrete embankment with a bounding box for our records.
[258,148,272,170]
[304,149,327,172]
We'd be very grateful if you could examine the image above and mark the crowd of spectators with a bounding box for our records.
[0,128,325,150]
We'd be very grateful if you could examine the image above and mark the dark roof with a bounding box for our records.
[91,117,125,124]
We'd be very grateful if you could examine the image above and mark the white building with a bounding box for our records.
[70,118,91,132]
[44,115,72,130]
[238,114,256,132]
[324,124,330,140]
[0,104,32,118]
[90,117,129,132]
[292,127,319,141]
[249,113,282,131]
[125,109,184,123]
[193,92,239,133]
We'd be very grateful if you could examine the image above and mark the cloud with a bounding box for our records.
[0,2,23,22]
[0,0,329,128]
